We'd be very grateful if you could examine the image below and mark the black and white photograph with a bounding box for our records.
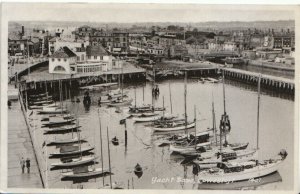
[1,2,299,193]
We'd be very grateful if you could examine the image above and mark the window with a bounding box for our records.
[94,56,97,59]
[100,56,103,60]
[52,58,55,62]
[53,65,66,72]
[88,56,91,59]
[77,56,80,61]
[64,58,67,62]
[58,58,61,62]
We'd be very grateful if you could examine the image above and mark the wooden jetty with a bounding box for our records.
[223,68,294,93]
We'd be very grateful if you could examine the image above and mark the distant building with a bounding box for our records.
[168,45,188,58]
[214,33,231,43]
[48,37,89,56]
[86,45,111,63]
[223,42,238,51]
[8,38,34,57]
[74,25,96,39]
[147,46,164,56]
[89,31,129,53]
[159,34,186,48]
[77,45,123,74]
[49,46,77,74]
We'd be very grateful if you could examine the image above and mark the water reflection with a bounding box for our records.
[197,171,282,190]
[45,78,293,190]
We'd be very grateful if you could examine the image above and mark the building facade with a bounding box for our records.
[49,47,77,74]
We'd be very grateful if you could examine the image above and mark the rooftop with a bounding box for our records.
[51,46,77,58]
[86,45,109,56]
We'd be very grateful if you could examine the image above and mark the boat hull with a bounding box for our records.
[153,122,195,132]
[51,156,97,167]
[198,160,283,183]
[50,147,94,157]
[61,167,109,178]
[133,115,161,122]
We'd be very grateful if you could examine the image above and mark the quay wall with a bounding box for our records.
[245,59,294,72]
[152,67,294,94]
[223,68,294,94]
[18,88,46,187]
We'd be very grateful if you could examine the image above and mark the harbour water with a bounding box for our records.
[22,78,294,190]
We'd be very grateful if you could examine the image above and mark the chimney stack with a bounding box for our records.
[22,26,24,35]
[287,28,290,33]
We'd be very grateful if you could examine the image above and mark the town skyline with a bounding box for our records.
[2,3,295,23]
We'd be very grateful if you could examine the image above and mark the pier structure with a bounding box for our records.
[9,58,48,81]
[223,68,294,93]
[7,91,44,188]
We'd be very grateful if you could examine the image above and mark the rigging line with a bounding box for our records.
[128,127,151,148]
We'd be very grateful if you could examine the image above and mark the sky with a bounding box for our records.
[2,3,296,23]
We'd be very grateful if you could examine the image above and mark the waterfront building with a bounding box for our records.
[168,45,188,58]
[147,46,164,56]
[207,40,223,51]
[129,33,149,50]
[48,37,89,56]
[158,34,186,48]
[89,30,129,53]
[223,41,238,52]
[77,45,123,73]
[8,38,34,57]
[49,46,77,74]
[74,25,96,39]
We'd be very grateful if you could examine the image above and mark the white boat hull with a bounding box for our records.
[194,150,257,169]
[153,122,195,132]
[198,160,283,183]
[61,167,109,178]
[51,156,96,167]
[133,115,161,122]
[50,147,94,156]
[170,142,211,154]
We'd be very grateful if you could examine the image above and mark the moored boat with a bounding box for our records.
[50,145,94,157]
[198,152,287,183]
[132,113,161,122]
[61,167,110,178]
[38,107,68,114]
[42,118,76,127]
[108,98,133,107]
[153,121,195,132]
[51,156,97,167]
[47,136,86,145]
[44,125,81,133]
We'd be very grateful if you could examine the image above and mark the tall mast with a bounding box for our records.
[97,110,105,186]
[134,87,137,108]
[142,85,145,103]
[212,93,217,146]
[121,65,124,101]
[162,96,165,118]
[107,127,112,189]
[169,82,173,114]
[184,71,187,134]
[222,71,226,114]
[222,71,228,144]
[194,105,197,149]
[152,67,155,109]
[44,81,48,105]
[257,75,261,151]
